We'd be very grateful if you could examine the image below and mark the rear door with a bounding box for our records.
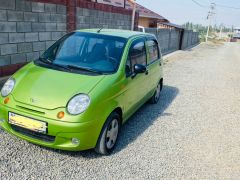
[146,37,162,93]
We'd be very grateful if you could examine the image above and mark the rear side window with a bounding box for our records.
[147,39,160,64]
[126,39,147,76]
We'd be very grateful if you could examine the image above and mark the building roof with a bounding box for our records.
[159,22,184,29]
[96,0,169,22]
[96,0,125,8]
[125,2,169,22]
[77,29,154,39]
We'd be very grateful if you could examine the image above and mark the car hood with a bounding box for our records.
[12,63,105,110]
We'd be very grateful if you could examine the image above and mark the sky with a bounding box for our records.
[137,0,240,28]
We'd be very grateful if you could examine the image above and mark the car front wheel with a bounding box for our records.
[95,112,120,155]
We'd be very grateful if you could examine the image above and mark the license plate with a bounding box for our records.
[8,112,47,134]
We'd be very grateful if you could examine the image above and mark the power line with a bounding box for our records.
[191,0,240,10]
[189,0,237,31]
[191,0,208,8]
[215,3,240,10]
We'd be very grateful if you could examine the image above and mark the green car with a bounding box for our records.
[0,29,163,155]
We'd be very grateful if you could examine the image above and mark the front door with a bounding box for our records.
[123,37,149,120]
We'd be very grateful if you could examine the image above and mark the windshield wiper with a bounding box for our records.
[67,65,103,74]
[38,57,71,71]
[38,58,103,74]
[38,57,54,64]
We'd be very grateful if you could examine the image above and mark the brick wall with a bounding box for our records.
[0,0,67,68]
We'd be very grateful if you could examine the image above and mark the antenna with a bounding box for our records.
[97,28,103,33]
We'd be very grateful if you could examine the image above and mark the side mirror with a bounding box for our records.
[134,64,146,74]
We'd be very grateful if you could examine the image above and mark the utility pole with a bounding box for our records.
[129,0,137,31]
[219,25,223,39]
[206,2,216,42]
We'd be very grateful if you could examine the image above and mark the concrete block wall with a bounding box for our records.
[157,29,171,54]
[168,29,180,52]
[144,28,199,55]
[145,28,181,55]
[192,32,199,45]
[143,28,173,55]
[187,31,193,47]
[0,0,67,67]
[76,7,132,30]
[182,30,199,49]
[182,31,189,50]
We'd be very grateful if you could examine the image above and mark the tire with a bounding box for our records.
[94,112,121,155]
[150,80,163,104]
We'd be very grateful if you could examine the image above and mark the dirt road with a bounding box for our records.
[0,42,240,179]
[162,42,240,179]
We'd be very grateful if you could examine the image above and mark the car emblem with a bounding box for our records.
[30,98,37,103]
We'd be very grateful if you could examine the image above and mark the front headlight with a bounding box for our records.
[1,78,15,97]
[67,94,90,115]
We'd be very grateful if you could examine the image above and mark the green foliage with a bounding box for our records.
[182,22,232,41]
[182,22,231,33]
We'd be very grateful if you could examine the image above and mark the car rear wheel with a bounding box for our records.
[150,80,163,104]
[95,112,120,155]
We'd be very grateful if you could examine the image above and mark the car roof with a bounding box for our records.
[75,29,155,39]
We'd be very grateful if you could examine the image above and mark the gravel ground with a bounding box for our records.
[1,42,240,179]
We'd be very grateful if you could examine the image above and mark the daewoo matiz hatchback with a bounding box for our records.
[0,29,163,155]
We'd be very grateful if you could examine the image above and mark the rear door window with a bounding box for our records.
[146,39,160,64]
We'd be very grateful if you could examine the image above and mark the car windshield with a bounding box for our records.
[38,32,127,74]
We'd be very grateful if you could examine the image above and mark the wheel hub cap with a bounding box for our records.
[155,84,161,101]
[106,119,119,149]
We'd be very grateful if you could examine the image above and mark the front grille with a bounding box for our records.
[11,125,55,143]
[16,105,45,115]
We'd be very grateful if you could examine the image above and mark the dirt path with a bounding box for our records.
[0,42,240,179]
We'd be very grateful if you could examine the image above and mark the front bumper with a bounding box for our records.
[0,99,101,151]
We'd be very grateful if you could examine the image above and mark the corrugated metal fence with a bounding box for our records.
[139,28,199,55]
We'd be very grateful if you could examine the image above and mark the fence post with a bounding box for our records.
[187,31,191,47]
[168,29,171,53]
[179,29,184,50]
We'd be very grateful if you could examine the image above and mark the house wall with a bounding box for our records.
[138,17,150,28]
